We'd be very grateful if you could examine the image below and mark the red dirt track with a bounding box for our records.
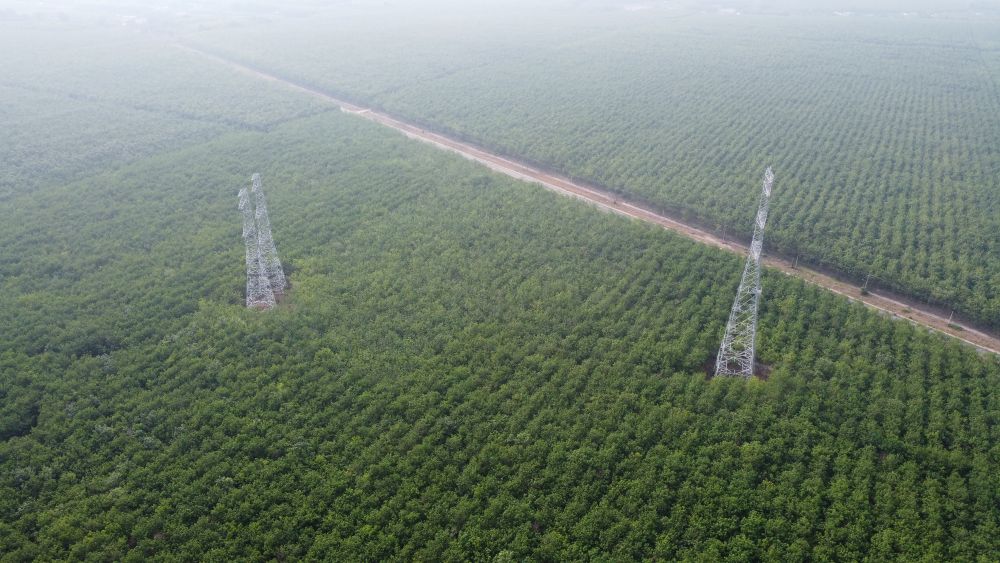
[181,44,1000,356]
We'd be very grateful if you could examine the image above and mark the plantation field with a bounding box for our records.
[2,11,1000,561]
[2,21,1000,556]
[188,8,1000,330]
[0,26,328,197]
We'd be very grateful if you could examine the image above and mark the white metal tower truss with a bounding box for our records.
[251,173,288,295]
[239,186,276,310]
[715,167,774,378]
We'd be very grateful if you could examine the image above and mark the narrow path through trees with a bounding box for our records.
[179,43,1000,356]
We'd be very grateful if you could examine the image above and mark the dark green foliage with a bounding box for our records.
[2,13,999,562]
[2,110,998,560]
[191,9,1000,328]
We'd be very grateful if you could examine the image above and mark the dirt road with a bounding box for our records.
[182,44,999,356]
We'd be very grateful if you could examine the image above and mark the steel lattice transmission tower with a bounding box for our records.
[239,186,276,309]
[715,167,774,378]
[251,173,288,295]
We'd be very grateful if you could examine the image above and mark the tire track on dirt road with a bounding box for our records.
[179,43,999,356]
